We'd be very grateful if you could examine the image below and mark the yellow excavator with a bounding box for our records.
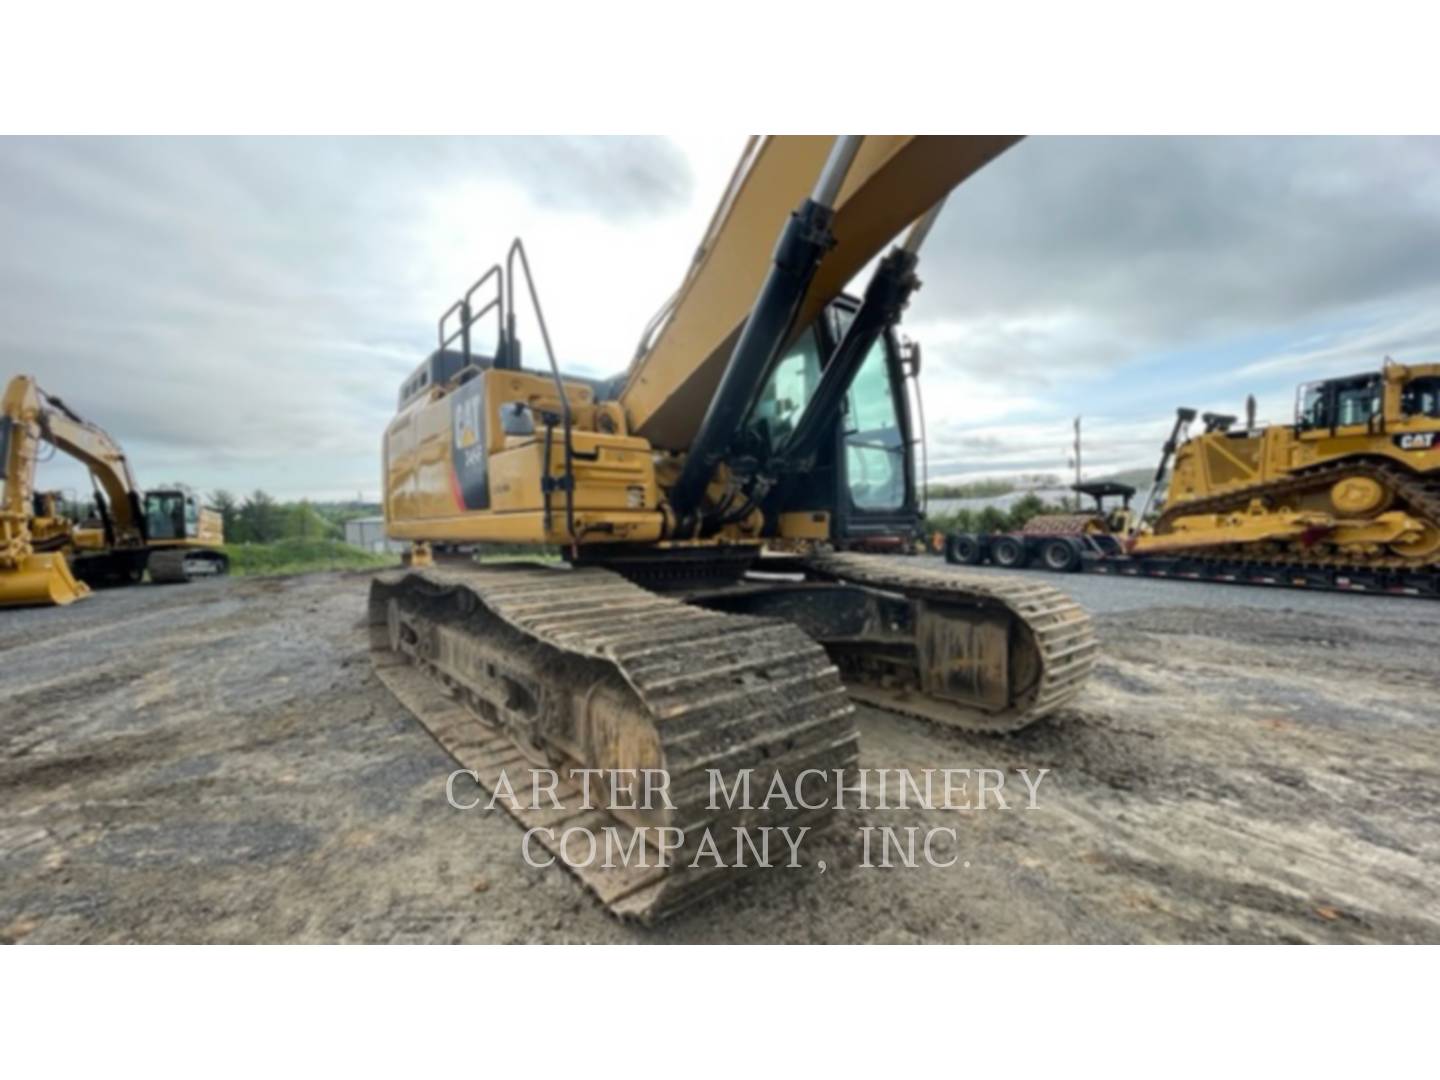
[0,374,228,607]
[370,136,1099,920]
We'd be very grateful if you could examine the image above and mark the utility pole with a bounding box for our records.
[1072,416,1082,510]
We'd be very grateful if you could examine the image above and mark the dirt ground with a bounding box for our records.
[2,566,1437,943]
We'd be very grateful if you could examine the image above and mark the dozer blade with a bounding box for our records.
[0,552,91,608]
[803,554,1099,733]
[369,562,858,924]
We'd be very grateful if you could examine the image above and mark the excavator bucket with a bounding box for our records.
[0,552,91,607]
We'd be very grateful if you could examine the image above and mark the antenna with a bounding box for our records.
[1072,416,1082,510]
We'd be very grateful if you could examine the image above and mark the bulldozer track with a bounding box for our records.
[369,562,857,924]
[1154,459,1440,571]
[805,553,1099,733]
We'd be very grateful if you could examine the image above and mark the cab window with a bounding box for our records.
[746,329,822,455]
[1297,383,1327,430]
[844,340,906,512]
[1335,378,1380,426]
[1297,376,1380,431]
[1402,377,1440,418]
[144,492,186,540]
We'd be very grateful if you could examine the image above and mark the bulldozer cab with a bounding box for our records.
[1401,375,1440,419]
[144,487,201,541]
[1296,373,1382,436]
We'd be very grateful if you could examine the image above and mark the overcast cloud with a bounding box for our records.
[3,135,1437,500]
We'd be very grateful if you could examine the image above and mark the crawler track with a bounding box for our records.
[1154,460,1440,570]
[805,553,1099,733]
[369,562,857,923]
[148,547,229,584]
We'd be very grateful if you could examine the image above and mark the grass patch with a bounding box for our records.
[224,539,399,578]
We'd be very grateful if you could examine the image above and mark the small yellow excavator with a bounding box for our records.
[370,136,1099,920]
[0,374,228,607]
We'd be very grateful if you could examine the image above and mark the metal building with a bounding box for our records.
[343,516,407,555]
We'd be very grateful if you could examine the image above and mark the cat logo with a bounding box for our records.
[1394,431,1438,451]
[453,393,481,450]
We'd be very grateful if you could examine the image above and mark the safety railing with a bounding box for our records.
[432,241,581,545]
[437,263,505,366]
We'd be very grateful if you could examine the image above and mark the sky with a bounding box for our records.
[4,135,1438,502]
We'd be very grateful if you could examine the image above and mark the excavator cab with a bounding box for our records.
[144,487,201,541]
[142,485,227,581]
[750,297,921,550]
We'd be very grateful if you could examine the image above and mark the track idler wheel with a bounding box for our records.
[1331,476,1390,515]
[1390,522,1440,560]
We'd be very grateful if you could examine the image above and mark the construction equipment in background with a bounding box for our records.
[0,374,228,607]
[948,359,1440,596]
[371,135,1099,921]
[946,480,1142,572]
[1129,359,1440,585]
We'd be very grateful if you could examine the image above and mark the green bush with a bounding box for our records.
[224,539,398,577]
[923,493,1071,537]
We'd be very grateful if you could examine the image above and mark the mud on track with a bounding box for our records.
[1,570,1437,943]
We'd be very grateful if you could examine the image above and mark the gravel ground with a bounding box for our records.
[2,566,1437,943]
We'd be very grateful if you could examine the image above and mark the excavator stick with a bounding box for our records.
[0,551,90,607]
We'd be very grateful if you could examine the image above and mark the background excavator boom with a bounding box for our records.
[0,374,227,606]
[1,375,145,550]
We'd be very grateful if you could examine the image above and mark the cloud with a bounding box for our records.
[3,135,1437,499]
[0,136,703,499]
[905,136,1440,478]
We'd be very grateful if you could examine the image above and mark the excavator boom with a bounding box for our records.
[0,374,227,606]
[0,375,124,605]
[620,136,1020,450]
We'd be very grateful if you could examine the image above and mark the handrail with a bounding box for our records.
[428,243,578,545]
[437,263,504,363]
[506,239,577,545]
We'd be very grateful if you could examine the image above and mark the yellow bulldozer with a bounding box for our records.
[0,374,228,607]
[369,136,1100,921]
[1137,359,1440,569]
[946,359,1440,596]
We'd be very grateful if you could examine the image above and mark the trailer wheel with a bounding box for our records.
[991,535,1029,569]
[1040,537,1082,572]
[947,533,983,565]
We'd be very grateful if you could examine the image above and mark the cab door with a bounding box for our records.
[834,331,920,545]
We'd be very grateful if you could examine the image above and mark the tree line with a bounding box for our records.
[206,487,1072,546]
[923,492,1071,536]
[924,473,1064,500]
[208,490,375,545]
